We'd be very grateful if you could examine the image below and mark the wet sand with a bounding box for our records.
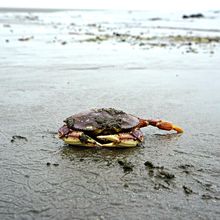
[0,9,220,220]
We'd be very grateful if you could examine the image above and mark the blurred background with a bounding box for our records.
[1,0,220,10]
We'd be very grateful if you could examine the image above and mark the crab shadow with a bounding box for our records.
[153,132,183,140]
[60,144,140,162]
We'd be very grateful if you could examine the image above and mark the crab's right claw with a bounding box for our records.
[156,121,184,133]
[58,125,71,137]
[97,134,140,147]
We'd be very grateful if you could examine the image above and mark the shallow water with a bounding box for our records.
[0,9,220,220]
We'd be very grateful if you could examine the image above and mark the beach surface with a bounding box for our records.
[0,8,220,220]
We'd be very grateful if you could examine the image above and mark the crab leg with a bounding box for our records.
[97,133,141,147]
[143,119,183,133]
[61,131,102,147]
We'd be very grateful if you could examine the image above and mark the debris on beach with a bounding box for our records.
[144,161,175,183]
[182,13,204,19]
[11,135,28,143]
[144,161,155,169]
[18,36,34,41]
[80,32,220,54]
[61,41,67,45]
[25,14,39,21]
[156,170,175,180]
[178,164,194,174]
[148,17,162,21]
[201,194,220,200]
[118,159,134,173]
[3,24,11,28]
[183,185,194,195]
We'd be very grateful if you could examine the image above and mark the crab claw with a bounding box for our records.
[58,125,71,137]
[157,121,183,133]
[97,133,140,147]
[61,131,102,147]
[147,120,183,133]
[97,134,120,142]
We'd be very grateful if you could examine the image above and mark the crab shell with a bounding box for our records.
[58,108,145,147]
[64,108,140,134]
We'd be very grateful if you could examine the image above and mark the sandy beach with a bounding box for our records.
[0,8,220,219]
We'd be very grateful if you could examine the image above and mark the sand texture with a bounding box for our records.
[0,9,220,220]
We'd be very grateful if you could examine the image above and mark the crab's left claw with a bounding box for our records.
[148,120,183,133]
[58,125,71,137]
[60,131,102,147]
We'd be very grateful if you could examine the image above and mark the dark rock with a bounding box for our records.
[178,164,194,169]
[183,185,193,195]
[18,36,33,41]
[123,183,129,188]
[149,17,162,21]
[118,159,134,173]
[201,194,220,200]
[144,161,155,169]
[154,183,170,190]
[53,163,59,167]
[61,41,67,45]
[11,135,28,143]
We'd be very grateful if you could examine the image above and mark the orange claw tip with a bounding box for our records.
[172,125,184,133]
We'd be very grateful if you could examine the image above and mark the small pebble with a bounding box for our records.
[144,161,154,169]
[53,163,59,167]
[123,183,129,188]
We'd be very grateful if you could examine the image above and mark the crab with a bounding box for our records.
[58,108,183,148]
